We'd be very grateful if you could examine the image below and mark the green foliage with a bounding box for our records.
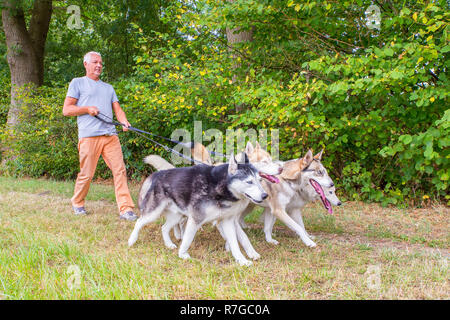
[0,77,9,128]
[127,0,449,205]
[44,0,177,85]
[0,86,79,179]
[0,0,448,206]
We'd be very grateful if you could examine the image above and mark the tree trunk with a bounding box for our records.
[1,0,52,161]
[2,0,52,126]
[225,0,253,112]
[28,0,53,85]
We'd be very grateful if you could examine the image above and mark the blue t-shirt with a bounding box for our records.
[66,76,119,138]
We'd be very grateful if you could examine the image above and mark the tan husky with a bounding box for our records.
[239,149,342,246]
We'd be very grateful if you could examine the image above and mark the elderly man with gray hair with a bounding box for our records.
[63,51,137,221]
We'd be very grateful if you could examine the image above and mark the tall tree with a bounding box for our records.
[1,0,52,127]
[225,0,253,112]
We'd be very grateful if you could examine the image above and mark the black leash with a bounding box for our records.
[95,112,182,145]
[94,112,205,165]
[95,112,228,158]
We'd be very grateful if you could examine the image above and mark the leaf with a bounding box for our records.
[409,92,419,101]
[384,48,394,57]
[424,141,434,159]
[440,45,450,53]
[400,134,412,145]
[391,71,403,79]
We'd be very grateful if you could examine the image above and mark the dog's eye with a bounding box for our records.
[316,170,324,176]
[329,191,333,194]
[246,181,253,185]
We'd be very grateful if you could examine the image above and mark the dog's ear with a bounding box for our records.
[201,143,214,165]
[280,159,302,180]
[228,153,238,175]
[192,142,213,165]
[254,141,261,150]
[235,152,245,164]
[245,141,254,155]
[314,149,324,161]
[235,152,249,164]
[302,149,314,168]
[243,152,250,164]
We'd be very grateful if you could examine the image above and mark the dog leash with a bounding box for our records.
[95,112,228,158]
[95,112,183,145]
[94,112,205,165]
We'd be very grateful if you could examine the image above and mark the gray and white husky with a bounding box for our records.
[128,153,269,266]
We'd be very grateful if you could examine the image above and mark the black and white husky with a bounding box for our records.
[128,153,269,266]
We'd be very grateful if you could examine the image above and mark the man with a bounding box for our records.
[63,51,137,221]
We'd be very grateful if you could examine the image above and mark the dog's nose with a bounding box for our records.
[337,201,342,206]
[262,193,268,200]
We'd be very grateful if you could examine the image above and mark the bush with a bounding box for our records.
[0,0,448,206]
[0,86,79,179]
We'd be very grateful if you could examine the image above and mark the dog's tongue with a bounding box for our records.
[310,179,333,214]
[260,173,280,184]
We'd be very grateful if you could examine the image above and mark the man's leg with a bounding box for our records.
[71,137,102,209]
[101,135,135,214]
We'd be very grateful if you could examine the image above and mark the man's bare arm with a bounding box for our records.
[112,101,130,131]
[63,97,99,117]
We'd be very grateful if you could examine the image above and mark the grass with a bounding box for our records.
[0,176,448,299]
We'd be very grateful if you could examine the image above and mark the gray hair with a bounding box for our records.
[83,51,102,63]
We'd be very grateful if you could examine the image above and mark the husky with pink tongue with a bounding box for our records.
[238,149,342,247]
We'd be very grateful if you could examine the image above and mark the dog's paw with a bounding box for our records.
[173,233,182,241]
[225,242,230,252]
[304,240,317,248]
[165,242,177,249]
[179,252,191,260]
[247,251,260,260]
[128,234,137,247]
[308,234,316,240]
[267,238,279,245]
[237,259,253,267]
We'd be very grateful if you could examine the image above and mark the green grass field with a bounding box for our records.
[0,176,448,299]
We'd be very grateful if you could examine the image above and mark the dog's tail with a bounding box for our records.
[143,155,175,171]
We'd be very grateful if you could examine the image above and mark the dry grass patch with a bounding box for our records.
[0,177,448,299]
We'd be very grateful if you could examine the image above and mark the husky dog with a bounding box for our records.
[181,141,282,181]
[145,141,283,240]
[186,143,342,247]
[180,141,214,165]
[128,153,269,266]
[240,149,342,246]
